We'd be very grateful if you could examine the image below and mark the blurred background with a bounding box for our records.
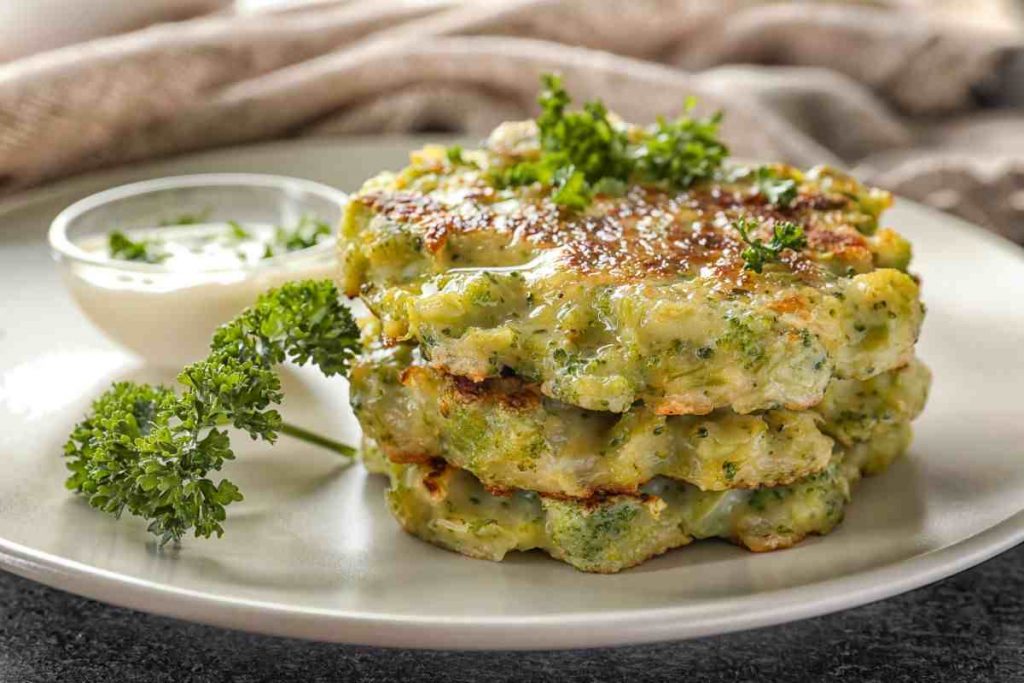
[1,0,1022,241]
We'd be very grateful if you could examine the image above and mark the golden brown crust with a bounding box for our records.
[446,374,543,411]
[355,181,867,285]
[425,460,651,503]
[736,532,807,553]
[382,449,433,465]
[652,396,715,416]
[766,293,813,317]
[384,447,815,498]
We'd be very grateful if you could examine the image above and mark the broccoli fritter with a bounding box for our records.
[339,141,923,415]
[351,344,929,497]
[380,420,912,573]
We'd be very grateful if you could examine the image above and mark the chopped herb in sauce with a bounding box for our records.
[228,220,251,240]
[264,215,333,259]
[106,214,332,266]
[159,209,212,226]
[107,230,167,264]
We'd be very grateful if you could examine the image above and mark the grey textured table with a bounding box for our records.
[1,544,1022,682]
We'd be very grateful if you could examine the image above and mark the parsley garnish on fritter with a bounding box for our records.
[63,280,359,545]
[633,97,728,190]
[754,166,799,208]
[734,217,807,273]
[493,74,728,209]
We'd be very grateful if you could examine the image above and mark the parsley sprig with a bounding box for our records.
[492,74,728,209]
[63,280,359,545]
[490,74,629,208]
[734,217,807,273]
[633,98,728,190]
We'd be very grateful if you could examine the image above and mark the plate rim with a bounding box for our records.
[2,511,1022,649]
[2,135,1024,650]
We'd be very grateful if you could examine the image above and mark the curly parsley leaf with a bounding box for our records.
[734,217,807,273]
[63,280,359,545]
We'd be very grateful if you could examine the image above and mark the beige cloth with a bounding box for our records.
[1,0,1022,241]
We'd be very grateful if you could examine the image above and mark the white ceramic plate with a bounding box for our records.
[1,138,1022,651]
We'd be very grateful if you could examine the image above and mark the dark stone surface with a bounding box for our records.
[2,543,1022,682]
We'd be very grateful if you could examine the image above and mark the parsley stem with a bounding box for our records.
[279,421,357,457]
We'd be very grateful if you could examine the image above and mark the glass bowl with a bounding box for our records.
[49,174,348,367]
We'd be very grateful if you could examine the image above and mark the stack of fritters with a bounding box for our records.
[339,126,929,573]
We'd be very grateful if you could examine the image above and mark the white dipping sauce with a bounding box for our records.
[62,222,337,368]
[98,222,285,269]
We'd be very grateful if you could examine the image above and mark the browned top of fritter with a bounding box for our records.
[355,181,875,284]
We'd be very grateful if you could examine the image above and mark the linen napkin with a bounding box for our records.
[1,0,1021,241]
